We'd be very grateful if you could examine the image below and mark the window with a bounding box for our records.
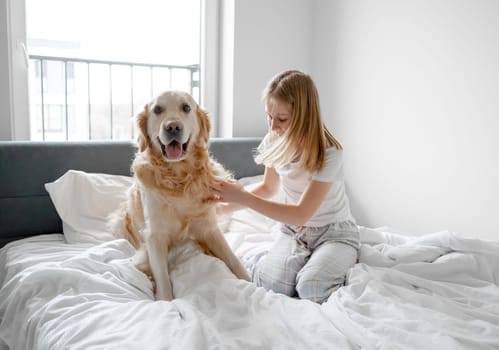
[24,0,201,141]
[1,0,221,141]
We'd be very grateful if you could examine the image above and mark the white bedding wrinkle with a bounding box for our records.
[324,230,499,350]
[1,201,499,349]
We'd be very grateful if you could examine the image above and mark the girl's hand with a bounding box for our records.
[216,202,230,215]
[212,179,247,204]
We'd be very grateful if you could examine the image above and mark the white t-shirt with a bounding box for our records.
[259,133,355,227]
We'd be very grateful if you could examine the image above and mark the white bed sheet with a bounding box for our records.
[1,208,499,349]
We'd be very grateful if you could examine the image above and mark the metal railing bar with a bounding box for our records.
[130,66,135,139]
[150,66,153,97]
[191,69,195,89]
[87,62,92,140]
[40,59,46,141]
[29,54,198,72]
[64,61,69,140]
[109,64,113,139]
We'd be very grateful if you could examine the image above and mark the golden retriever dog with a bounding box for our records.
[109,90,250,300]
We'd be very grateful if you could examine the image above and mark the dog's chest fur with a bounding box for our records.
[132,148,228,243]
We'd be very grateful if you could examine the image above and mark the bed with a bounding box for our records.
[1,138,499,350]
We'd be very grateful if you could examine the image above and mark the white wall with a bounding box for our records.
[224,0,312,137]
[311,0,499,241]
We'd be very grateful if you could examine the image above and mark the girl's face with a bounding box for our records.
[265,98,292,137]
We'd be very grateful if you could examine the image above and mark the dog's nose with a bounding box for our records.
[164,121,183,136]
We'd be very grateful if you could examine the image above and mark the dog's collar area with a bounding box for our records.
[157,136,189,161]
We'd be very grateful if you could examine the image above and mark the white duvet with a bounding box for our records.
[0,234,353,350]
[1,223,499,350]
[1,172,499,349]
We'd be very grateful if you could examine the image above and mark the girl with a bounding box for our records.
[213,70,359,304]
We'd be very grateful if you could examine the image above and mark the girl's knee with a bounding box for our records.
[254,270,296,297]
[253,262,297,297]
[296,276,344,303]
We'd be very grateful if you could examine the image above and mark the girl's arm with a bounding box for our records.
[214,171,332,226]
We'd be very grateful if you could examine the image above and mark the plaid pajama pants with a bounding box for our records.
[252,221,360,304]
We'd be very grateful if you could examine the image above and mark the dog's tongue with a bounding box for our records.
[166,142,183,159]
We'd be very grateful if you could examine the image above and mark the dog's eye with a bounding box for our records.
[153,105,164,114]
[181,103,191,113]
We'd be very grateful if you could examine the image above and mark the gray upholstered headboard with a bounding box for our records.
[0,137,263,247]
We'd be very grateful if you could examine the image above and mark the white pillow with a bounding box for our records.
[45,170,134,244]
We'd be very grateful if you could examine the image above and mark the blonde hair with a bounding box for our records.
[255,70,342,172]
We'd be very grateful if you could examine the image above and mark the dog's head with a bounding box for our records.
[136,90,210,162]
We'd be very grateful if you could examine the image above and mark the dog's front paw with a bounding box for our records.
[155,285,173,301]
[132,248,157,294]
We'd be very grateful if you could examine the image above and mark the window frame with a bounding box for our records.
[1,0,30,140]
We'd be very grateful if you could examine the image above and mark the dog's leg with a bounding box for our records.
[194,217,251,281]
[204,230,251,281]
[140,188,174,301]
[146,234,173,301]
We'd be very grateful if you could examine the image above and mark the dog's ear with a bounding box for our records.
[137,104,152,152]
[196,106,211,145]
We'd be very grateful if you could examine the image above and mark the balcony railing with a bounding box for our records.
[29,55,200,141]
